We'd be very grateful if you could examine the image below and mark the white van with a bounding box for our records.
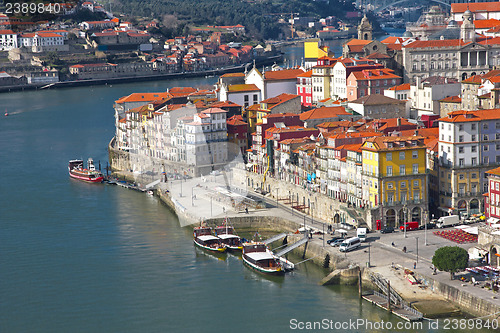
[339,237,361,252]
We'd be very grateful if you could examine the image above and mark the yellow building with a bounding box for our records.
[304,39,335,68]
[361,136,429,228]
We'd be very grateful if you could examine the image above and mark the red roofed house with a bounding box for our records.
[245,66,305,99]
[346,68,402,101]
[296,70,313,107]
[227,115,248,156]
[0,29,17,51]
[485,166,500,222]
[451,2,500,21]
[299,106,352,128]
[19,32,68,52]
[256,93,301,122]
[331,57,384,100]
[384,83,411,101]
[219,83,261,108]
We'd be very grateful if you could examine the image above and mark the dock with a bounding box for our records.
[274,236,309,257]
[363,292,423,322]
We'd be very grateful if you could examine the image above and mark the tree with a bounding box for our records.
[432,246,469,280]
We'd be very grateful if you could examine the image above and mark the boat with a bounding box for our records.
[193,226,227,253]
[214,223,243,251]
[68,158,104,183]
[242,242,284,276]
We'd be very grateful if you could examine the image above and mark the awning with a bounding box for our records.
[488,217,500,224]
[462,227,478,235]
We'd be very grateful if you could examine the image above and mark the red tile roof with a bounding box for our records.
[388,83,411,91]
[115,92,171,104]
[440,95,461,103]
[350,68,401,81]
[228,84,260,92]
[451,2,500,14]
[264,68,305,81]
[438,109,500,123]
[486,166,500,177]
[404,39,471,49]
[299,106,349,121]
[297,70,313,78]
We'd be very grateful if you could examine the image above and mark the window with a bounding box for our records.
[413,180,419,187]
[449,136,452,141]
[471,123,476,130]
[483,145,489,151]
[386,152,392,161]
[496,133,500,140]
[472,135,476,141]
[244,95,249,102]
[484,135,489,141]
[253,95,258,102]
[472,145,477,152]
[387,182,393,189]
[484,156,489,164]
[399,152,405,160]
[483,123,489,130]
[458,146,464,153]
[459,174,464,180]
[412,163,419,174]
[447,147,451,153]
[471,173,477,179]
[496,122,500,129]
[459,158,464,166]
[412,151,418,158]
[497,156,500,163]
[472,157,477,166]
[459,135,464,142]
[459,124,464,131]
[387,166,393,176]
[399,165,406,175]
[401,181,406,188]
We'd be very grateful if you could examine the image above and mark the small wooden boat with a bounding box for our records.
[214,224,243,251]
[242,242,284,275]
[193,226,226,253]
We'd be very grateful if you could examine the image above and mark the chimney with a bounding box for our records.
[414,129,419,136]
[397,118,401,127]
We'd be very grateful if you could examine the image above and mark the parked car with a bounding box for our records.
[380,226,394,234]
[418,223,436,230]
[330,238,345,247]
[326,236,344,245]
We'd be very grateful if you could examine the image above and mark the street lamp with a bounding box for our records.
[416,237,419,264]
[191,186,195,207]
[424,209,428,246]
[368,241,371,267]
[403,204,407,238]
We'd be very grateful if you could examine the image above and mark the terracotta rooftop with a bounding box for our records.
[440,95,461,103]
[299,106,349,121]
[350,94,405,105]
[451,2,500,14]
[227,84,260,92]
[462,75,482,84]
[261,93,299,108]
[264,68,305,81]
[438,109,500,123]
[350,69,401,81]
[388,83,411,91]
[297,70,313,78]
[486,166,500,177]
[115,92,171,104]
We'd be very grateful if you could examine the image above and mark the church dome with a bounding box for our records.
[447,20,458,28]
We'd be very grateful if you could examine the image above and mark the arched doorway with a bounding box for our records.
[398,209,408,226]
[491,247,499,267]
[462,73,468,81]
[386,209,396,228]
[470,199,480,215]
[412,207,421,223]
[458,200,467,219]
[334,213,340,224]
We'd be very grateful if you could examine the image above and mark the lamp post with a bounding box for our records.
[180,178,183,197]
[424,209,428,246]
[403,204,407,238]
[368,241,371,267]
[416,237,419,264]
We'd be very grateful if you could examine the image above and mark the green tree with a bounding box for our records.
[432,246,469,280]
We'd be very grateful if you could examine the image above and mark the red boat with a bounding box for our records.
[68,158,104,183]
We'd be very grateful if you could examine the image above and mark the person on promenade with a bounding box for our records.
[403,246,407,253]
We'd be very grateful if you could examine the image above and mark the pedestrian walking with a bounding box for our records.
[413,262,416,269]
[403,246,407,253]
[245,207,249,214]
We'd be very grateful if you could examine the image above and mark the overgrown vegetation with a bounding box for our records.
[113,0,356,40]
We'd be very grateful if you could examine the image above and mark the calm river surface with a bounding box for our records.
[0,51,487,332]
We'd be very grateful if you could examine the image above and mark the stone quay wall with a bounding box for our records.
[233,167,375,229]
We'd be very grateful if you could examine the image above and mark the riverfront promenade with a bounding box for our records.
[156,171,500,318]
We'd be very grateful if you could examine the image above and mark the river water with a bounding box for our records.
[0,48,486,332]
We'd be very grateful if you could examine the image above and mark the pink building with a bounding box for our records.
[296,70,313,107]
[346,68,402,101]
[485,166,500,221]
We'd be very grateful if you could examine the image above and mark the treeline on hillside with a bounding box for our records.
[114,0,356,40]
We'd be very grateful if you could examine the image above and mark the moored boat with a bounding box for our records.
[68,158,104,183]
[242,242,284,275]
[214,224,243,251]
[193,226,227,253]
